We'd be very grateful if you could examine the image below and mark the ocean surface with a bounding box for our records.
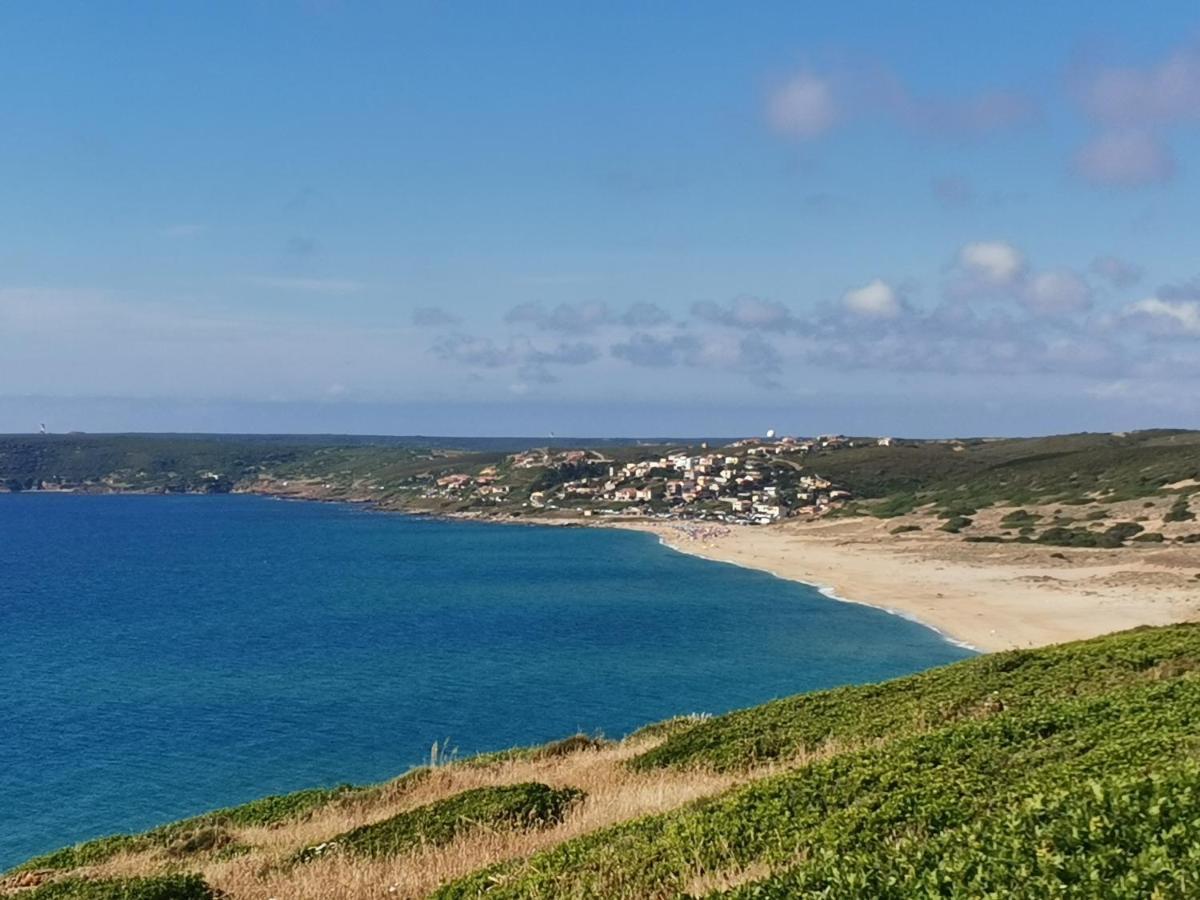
[0,494,973,869]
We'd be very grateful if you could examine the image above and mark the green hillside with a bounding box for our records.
[3,430,1198,530]
[6,623,1200,898]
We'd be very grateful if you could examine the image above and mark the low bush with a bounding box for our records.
[999,509,1039,528]
[889,525,921,534]
[1165,495,1196,523]
[294,783,584,862]
[939,516,972,533]
[1037,521,1144,548]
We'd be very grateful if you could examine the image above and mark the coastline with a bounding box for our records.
[11,490,1198,654]
[601,518,1200,654]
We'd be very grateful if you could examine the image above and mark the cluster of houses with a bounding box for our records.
[425,465,512,504]
[527,438,854,524]
[411,434,891,524]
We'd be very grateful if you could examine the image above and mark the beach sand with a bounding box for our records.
[608,515,1200,653]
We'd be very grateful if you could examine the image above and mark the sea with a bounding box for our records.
[0,493,973,869]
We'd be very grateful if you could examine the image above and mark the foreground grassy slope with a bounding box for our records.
[5,623,1200,899]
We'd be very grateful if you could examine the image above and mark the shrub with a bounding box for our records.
[1038,521,1146,548]
[939,516,972,533]
[890,525,921,535]
[1105,521,1145,542]
[999,509,1039,528]
[295,783,584,862]
[871,494,920,518]
[1165,495,1196,523]
[21,875,213,900]
[1132,532,1165,543]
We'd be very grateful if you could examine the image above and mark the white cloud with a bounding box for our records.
[842,278,902,318]
[1073,131,1174,186]
[1125,297,1200,335]
[957,241,1025,286]
[1023,270,1092,316]
[692,296,797,330]
[766,73,838,139]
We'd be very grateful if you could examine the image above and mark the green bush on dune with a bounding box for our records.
[1165,494,1196,523]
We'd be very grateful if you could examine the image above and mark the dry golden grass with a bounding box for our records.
[10,729,876,900]
[71,734,746,899]
[683,859,775,897]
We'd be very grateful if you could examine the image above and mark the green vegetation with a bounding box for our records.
[10,786,360,873]
[19,875,213,900]
[10,625,1200,898]
[1037,521,1144,549]
[889,524,921,534]
[938,515,972,533]
[436,624,1200,898]
[825,430,1200,509]
[294,783,583,862]
[999,508,1040,527]
[1166,494,1197,523]
[4,430,1200,527]
[870,493,921,518]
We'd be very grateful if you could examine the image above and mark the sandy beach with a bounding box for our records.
[609,513,1200,653]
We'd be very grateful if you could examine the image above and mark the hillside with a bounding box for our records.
[3,431,1199,541]
[5,623,1200,898]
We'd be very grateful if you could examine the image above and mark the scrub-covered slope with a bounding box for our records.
[5,624,1200,899]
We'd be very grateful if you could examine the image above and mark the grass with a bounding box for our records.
[17,875,213,899]
[436,625,1200,898]
[8,624,1200,899]
[8,786,364,874]
[292,784,583,862]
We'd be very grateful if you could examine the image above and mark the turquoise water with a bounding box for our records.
[0,494,972,869]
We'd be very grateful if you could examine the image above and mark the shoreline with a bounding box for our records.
[600,518,1200,654]
[620,522,983,652]
[10,491,1197,654]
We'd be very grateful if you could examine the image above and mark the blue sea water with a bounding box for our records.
[0,494,972,869]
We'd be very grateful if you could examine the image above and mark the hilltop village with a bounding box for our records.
[422,435,874,524]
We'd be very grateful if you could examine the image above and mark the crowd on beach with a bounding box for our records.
[665,523,732,544]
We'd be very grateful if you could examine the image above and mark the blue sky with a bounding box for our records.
[5,2,1200,436]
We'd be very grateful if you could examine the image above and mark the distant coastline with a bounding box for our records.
[8,487,1197,654]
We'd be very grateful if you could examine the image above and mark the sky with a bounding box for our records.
[4,2,1200,437]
